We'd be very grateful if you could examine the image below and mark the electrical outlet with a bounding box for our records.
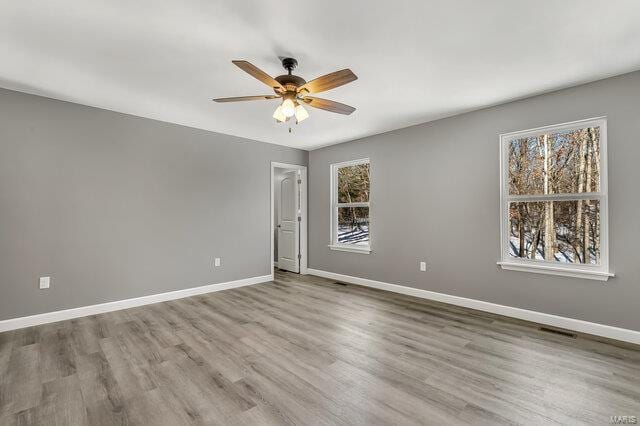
[214,257,221,267]
[39,276,51,289]
[419,261,427,272]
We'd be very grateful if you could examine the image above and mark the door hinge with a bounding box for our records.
[298,254,302,259]
[297,179,302,184]
[297,216,301,222]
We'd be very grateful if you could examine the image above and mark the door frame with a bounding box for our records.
[271,161,308,275]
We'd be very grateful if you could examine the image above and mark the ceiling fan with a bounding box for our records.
[213,57,357,126]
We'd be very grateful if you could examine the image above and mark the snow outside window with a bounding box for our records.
[498,118,612,281]
[329,159,371,254]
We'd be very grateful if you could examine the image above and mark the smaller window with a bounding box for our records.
[330,159,371,253]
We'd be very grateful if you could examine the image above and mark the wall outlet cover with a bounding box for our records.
[39,276,51,289]
[419,262,427,272]
[214,258,221,267]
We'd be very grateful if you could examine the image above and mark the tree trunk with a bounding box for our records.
[575,130,587,263]
[516,141,527,257]
[583,129,594,263]
[589,127,601,192]
[530,217,542,259]
[544,201,554,261]
[542,134,555,261]
[518,204,525,257]
[590,127,601,264]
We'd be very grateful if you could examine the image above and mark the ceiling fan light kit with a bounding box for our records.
[213,57,357,129]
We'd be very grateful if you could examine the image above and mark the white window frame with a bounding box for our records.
[498,117,613,281]
[329,158,371,254]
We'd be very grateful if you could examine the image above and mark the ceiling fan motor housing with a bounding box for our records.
[274,74,306,93]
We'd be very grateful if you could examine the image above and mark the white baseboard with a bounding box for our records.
[0,274,273,333]
[307,269,640,345]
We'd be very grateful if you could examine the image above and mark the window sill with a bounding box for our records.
[328,244,371,254]
[497,261,614,282]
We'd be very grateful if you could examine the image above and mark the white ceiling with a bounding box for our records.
[2,1,640,150]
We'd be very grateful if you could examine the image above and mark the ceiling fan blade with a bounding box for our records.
[212,95,280,103]
[302,96,356,115]
[297,69,357,94]
[232,60,285,92]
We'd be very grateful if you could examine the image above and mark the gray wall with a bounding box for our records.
[0,88,307,320]
[309,71,640,332]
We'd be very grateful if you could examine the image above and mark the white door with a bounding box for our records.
[278,171,300,273]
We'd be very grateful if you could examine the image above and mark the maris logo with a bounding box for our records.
[610,416,638,424]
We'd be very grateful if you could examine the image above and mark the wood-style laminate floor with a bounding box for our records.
[1,271,639,425]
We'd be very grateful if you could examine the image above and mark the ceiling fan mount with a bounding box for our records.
[280,57,298,74]
[212,57,358,125]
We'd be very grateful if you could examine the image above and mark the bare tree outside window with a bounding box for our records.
[331,160,371,250]
[505,124,603,265]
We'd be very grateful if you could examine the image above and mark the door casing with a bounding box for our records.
[271,162,308,275]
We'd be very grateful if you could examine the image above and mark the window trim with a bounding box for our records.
[329,158,371,254]
[498,117,613,281]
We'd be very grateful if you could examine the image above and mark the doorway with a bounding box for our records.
[271,162,307,275]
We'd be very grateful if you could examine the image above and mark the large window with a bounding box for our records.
[330,159,371,253]
[499,117,612,281]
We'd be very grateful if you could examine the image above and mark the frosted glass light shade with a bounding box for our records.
[272,105,286,122]
[281,98,295,117]
[295,104,309,122]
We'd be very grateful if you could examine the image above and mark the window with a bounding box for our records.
[330,159,371,253]
[498,117,612,281]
